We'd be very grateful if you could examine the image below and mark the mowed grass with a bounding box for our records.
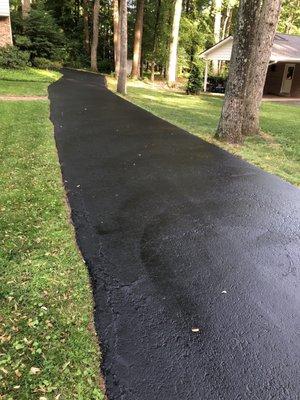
[0,68,61,96]
[0,73,104,399]
[107,77,300,186]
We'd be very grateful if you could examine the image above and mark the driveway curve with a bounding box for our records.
[49,69,300,400]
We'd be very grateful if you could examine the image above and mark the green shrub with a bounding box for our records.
[32,57,61,70]
[98,59,114,73]
[64,39,90,68]
[186,63,204,94]
[11,7,66,62]
[0,46,30,69]
[208,75,227,86]
[14,34,32,48]
[207,75,227,93]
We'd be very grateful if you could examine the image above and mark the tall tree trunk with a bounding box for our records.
[150,62,155,82]
[140,47,144,77]
[113,0,120,76]
[22,0,31,18]
[242,0,281,135]
[212,0,222,74]
[91,0,100,72]
[83,0,90,54]
[117,0,127,95]
[131,0,144,79]
[150,0,161,83]
[221,3,231,39]
[216,0,281,142]
[167,0,183,87]
[216,0,261,142]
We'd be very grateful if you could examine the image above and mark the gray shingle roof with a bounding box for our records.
[271,33,300,61]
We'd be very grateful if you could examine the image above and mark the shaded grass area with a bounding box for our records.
[107,77,300,186]
[0,68,61,96]
[0,84,104,397]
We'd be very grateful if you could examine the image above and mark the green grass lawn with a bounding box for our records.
[107,77,300,186]
[0,68,61,96]
[0,72,105,399]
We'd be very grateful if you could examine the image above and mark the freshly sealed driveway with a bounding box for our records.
[49,69,300,400]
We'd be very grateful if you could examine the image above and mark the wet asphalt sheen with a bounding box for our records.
[49,69,300,400]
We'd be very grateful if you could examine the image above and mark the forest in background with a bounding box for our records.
[0,0,298,142]
[4,0,300,76]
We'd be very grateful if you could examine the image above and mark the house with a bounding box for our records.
[0,0,12,47]
[200,33,300,98]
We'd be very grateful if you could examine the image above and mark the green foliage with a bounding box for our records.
[208,74,227,93]
[278,0,300,34]
[0,46,30,69]
[98,59,114,73]
[64,38,90,68]
[43,0,114,68]
[179,15,211,66]
[32,57,62,70]
[141,0,232,79]
[7,0,300,74]
[186,62,204,94]
[142,0,173,66]
[14,33,32,48]
[11,7,66,62]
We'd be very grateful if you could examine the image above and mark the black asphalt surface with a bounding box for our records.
[49,69,300,400]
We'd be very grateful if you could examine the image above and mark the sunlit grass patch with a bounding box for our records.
[0,68,61,96]
[0,96,104,397]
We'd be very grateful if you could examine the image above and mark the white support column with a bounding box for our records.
[204,59,209,92]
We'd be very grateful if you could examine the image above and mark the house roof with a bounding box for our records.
[200,36,233,59]
[272,33,300,61]
[200,33,300,62]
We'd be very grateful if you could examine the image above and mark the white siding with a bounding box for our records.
[0,0,10,17]
[203,39,233,61]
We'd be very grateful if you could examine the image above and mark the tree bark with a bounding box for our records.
[91,0,100,72]
[150,61,155,82]
[140,47,144,77]
[167,0,183,87]
[117,0,127,95]
[83,0,90,54]
[216,0,261,142]
[150,0,161,83]
[212,0,222,74]
[131,0,144,79]
[242,0,281,135]
[221,3,231,40]
[22,0,31,18]
[216,0,281,142]
[113,0,120,76]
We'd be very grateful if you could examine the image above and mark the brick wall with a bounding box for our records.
[0,16,13,47]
